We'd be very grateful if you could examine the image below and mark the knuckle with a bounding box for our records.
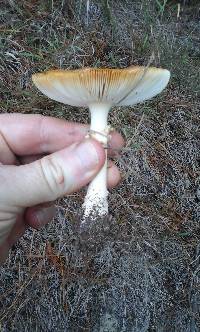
[39,156,65,198]
[38,115,49,152]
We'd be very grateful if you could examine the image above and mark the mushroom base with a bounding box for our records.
[82,160,108,221]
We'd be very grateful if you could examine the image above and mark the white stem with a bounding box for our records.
[82,103,111,221]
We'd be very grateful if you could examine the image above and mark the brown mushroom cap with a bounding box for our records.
[32,66,170,107]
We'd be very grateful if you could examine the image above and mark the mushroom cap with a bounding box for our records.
[32,66,170,107]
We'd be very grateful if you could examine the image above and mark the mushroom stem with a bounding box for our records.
[82,103,111,221]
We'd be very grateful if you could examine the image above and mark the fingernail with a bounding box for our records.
[75,140,100,171]
[34,206,56,229]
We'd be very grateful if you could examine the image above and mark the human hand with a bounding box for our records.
[0,114,124,263]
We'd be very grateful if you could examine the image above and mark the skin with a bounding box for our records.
[0,114,124,263]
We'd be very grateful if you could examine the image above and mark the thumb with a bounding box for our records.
[0,139,105,208]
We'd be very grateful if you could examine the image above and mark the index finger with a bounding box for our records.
[0,114,124,156]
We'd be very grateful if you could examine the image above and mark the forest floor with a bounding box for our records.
[0,1,200,331]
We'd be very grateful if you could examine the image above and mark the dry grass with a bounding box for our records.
[0,0,200,331]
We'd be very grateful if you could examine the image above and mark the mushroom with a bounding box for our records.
[32,66,170,222]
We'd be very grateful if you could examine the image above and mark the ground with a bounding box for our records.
[0,1,200,331]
